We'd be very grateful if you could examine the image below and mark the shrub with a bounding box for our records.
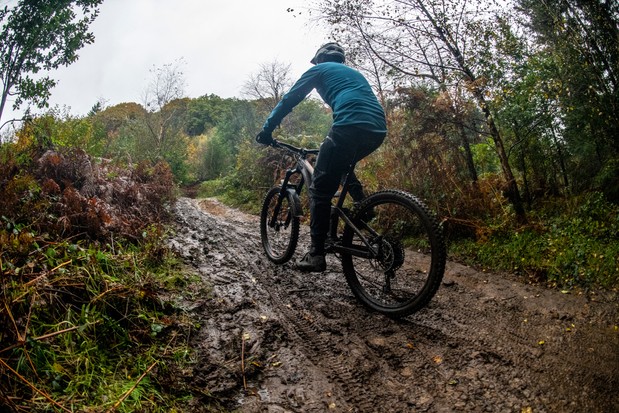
[0,134,195,412]
[451,192,619,289]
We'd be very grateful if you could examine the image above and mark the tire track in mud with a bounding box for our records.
[170,197,619,413]
[171,198,383,411]
[257,265,379,412]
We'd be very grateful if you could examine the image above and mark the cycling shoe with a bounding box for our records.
[296,252,326,272]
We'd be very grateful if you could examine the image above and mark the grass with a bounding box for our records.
[0,227,201,412]
[198,175,265,215]
[0,137,211,411]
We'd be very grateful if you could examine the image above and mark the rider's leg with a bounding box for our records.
[346,172,365,203]
[298,135,350,272]
[338,128,386,203]
[308,136,342,254]
[298,126,384,272]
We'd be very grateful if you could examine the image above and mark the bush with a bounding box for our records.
[0,135,197,412]
[198,174,265,214]
[451,192,619,289]
[1,141,176,243]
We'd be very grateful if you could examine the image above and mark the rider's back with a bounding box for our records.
[263,61,387,135]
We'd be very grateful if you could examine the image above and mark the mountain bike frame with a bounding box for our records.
[272,140,379,259]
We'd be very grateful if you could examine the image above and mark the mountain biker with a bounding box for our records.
[256,42,387,272]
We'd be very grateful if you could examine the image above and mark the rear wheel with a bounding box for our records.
[341,190,446,318]
[260,187,300,264]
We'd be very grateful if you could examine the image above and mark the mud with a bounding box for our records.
[168,197,619,413]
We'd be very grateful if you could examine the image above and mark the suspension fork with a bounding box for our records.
[269,165,305,228]
[271,157,310,226]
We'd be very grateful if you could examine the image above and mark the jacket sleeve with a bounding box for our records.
[262,67,319,133]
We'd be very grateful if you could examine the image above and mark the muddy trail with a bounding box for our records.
[167,197,619,413]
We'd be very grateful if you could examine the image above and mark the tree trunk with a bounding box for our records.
[457,120,478,183]
[550,124,569,191]
[475,91,527,223]
[413,0,527,223]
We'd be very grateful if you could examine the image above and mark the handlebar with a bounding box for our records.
[272,139,320,156]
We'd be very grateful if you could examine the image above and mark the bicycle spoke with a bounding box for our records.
[341,190,446,317]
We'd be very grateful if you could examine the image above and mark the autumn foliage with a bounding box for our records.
[0,143,176,244]
[0,125,183,411]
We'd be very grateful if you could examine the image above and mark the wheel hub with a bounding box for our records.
[370,237,405,272]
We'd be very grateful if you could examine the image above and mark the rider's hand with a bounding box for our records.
[256,130,274,145]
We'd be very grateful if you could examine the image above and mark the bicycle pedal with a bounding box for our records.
[324,238,340,252]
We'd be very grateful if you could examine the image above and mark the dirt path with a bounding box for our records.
[168,197,619,413]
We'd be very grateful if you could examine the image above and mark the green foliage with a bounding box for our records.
[1,225,196,412]
[451,192,619,288]
[184,94,229,136]
[513,0,619,200]
[190,132,235,181]
[0,136,201,412]
[0,0,103,125]
[234,139,278,191]
[197,131,325,214]
[198,174,263,214]
[280,98,331,138]
[471,138,501,175]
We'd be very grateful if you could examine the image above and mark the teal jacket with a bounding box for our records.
[262,62,387,134]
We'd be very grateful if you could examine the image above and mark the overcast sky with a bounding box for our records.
[8,0,329,118]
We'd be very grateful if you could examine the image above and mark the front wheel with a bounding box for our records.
[341,190,446,318]
[260,186,300,264]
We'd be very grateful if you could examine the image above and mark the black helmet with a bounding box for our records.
[310,42,345,65]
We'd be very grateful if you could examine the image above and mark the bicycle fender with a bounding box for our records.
[287,188,304,217]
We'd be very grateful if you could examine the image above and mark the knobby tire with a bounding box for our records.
[260,186,300,264]
[341,190,446,318]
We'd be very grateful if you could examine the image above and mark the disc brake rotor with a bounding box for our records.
[369,237,405,272]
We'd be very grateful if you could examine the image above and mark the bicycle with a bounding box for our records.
[259,139,447,318]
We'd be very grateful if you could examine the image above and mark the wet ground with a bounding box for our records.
[167,197,619,413]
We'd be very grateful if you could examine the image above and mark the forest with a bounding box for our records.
[0,0,617,411]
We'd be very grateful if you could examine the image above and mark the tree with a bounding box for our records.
[515,0,619,200]
[92,102,146,158]
[315,0,528,221]
[0,0,103,130]
[184,94,228,136]
[141,59,187,159]
[242,60,293,109]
